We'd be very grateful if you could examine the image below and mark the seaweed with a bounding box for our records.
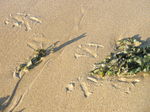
[90,35,150,77]
[14,41,59,78]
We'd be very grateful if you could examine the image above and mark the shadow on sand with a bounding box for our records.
[0,33,86,112]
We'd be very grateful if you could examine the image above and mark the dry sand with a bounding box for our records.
[0,0,150,112]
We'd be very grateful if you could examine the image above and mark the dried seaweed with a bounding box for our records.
[90,35,150,77]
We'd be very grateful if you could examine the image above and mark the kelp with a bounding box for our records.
[90,35,150,77]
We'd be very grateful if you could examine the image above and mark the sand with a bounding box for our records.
[0,0,150,112]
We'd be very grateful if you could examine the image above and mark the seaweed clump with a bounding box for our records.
[14,41,59,78]
[90,36,150,77]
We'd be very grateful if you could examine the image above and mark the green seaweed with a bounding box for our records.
[90,35,150,77]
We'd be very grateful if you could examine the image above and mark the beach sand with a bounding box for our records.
[0,0,150,112]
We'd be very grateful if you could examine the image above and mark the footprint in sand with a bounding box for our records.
[65,77,93,98]
[65,75,142,98]
[74,42,104,59]
[4,12,42,31]
[65,76,102,98]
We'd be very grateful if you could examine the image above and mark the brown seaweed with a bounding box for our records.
[14,41,59,78]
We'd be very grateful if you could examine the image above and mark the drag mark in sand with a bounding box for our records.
[1,60,49,112]
[0,33,86,112]
[9,60,50,112]
[0,75,24,112]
